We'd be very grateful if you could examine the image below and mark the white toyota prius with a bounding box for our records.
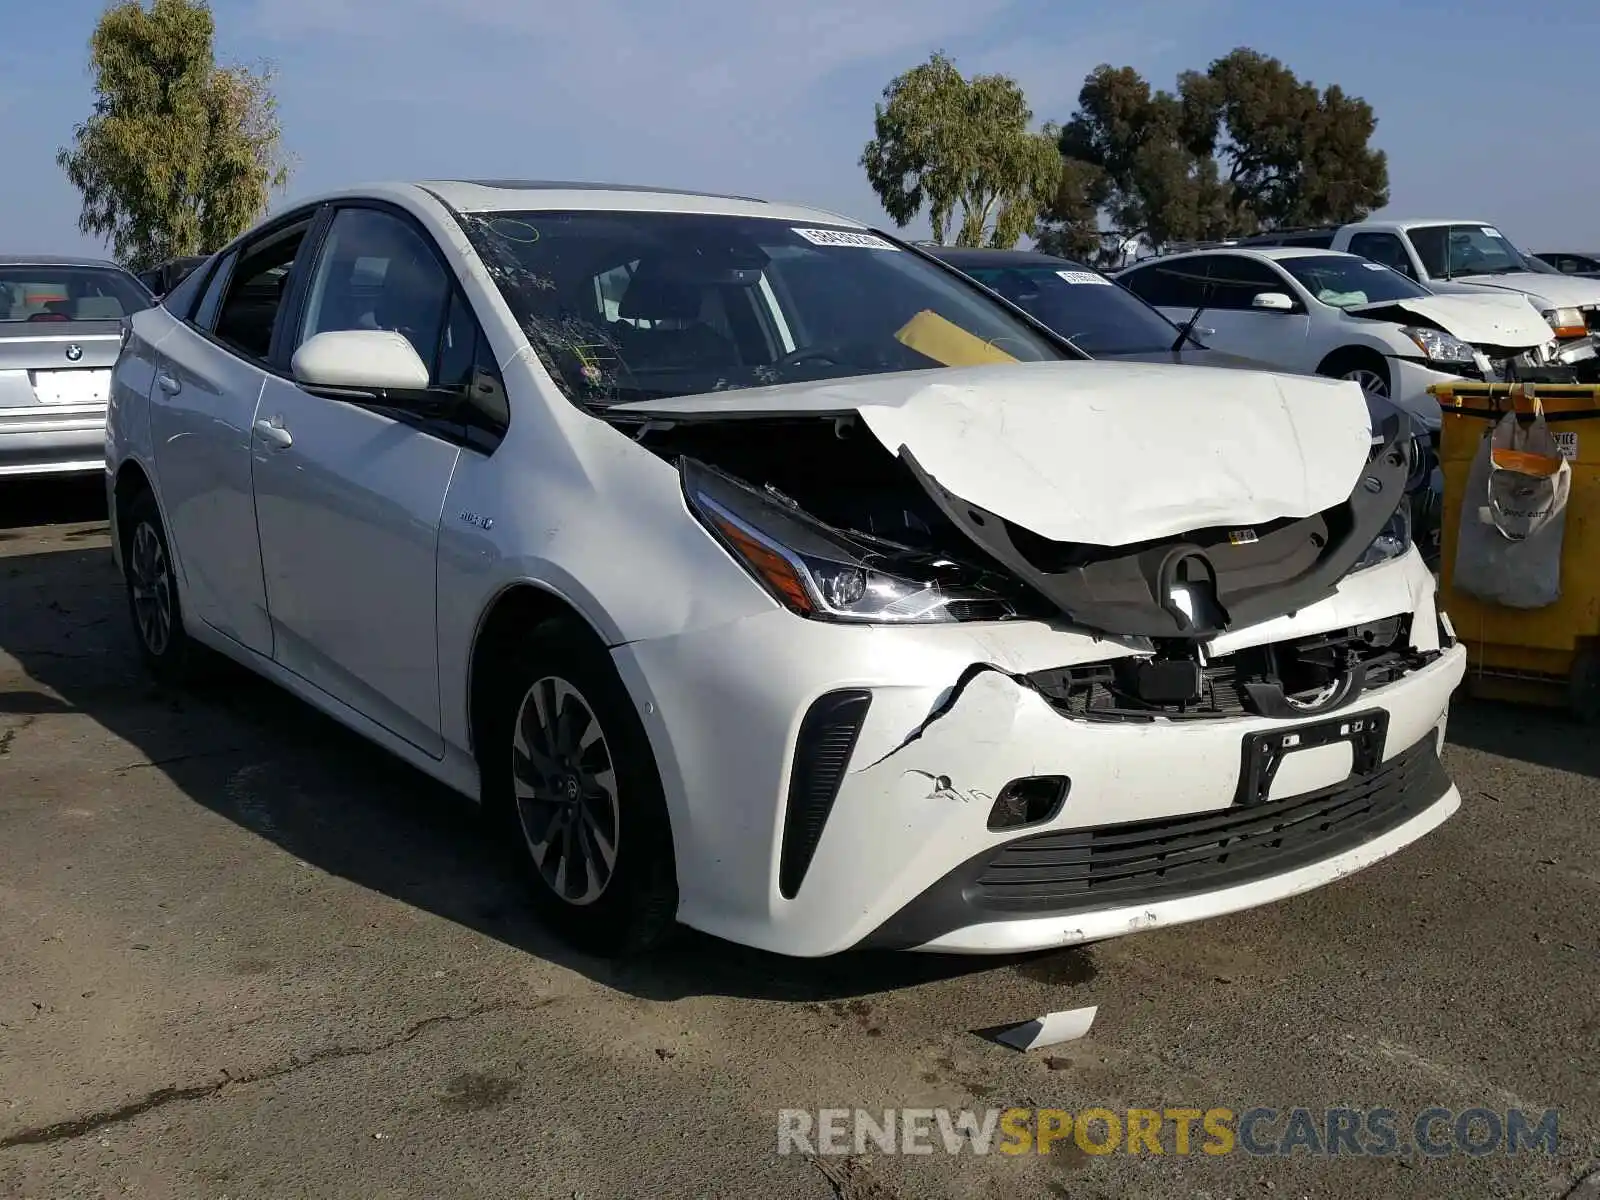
[106,180,1467,958]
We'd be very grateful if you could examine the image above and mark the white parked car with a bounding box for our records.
[1242,219,1600,357]
[106,180,1466,959]
[1115,247,1557,429]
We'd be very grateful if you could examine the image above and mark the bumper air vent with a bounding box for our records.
[778,690,871,898]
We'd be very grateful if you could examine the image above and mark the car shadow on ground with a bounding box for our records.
[1444,694,1600,779]
[0,508,1073,1003]
[0,475,107,536]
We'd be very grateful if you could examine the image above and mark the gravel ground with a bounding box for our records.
[1,477,1596,1200]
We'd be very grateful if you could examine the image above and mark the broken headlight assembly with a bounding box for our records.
[682,460,1019,623]
[1401,326,1475,365]
[1354,494,1414,571]
[1542,306,1589,340]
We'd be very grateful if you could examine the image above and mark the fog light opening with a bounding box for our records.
[987,776,1070,831]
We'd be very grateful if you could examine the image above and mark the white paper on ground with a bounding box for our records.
[994,1005,1098,1051]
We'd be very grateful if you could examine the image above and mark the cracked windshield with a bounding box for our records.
[459,210,1069,405]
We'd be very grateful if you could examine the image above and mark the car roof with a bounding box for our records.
[387,179,860,226]
[0,254,126,270]
[1535,250,1600,257]
[1123,246,1359,267]
[1347,218,1495,231]
[924,246,1080,268]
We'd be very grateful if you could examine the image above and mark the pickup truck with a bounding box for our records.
[1240,220,1600,360]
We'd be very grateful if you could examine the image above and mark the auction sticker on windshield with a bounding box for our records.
[1057,270,1111,285]
[792,228,899,251]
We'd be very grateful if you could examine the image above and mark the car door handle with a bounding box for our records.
[156,373,181,395]
[254,418,294,449]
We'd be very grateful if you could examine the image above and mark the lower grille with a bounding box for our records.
[1027,618,1432,722]
[778,690,871,899]
[971,738,1447,915]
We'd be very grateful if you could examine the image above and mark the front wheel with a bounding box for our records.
[480,620,678,956]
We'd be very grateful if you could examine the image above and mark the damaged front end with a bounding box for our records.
[627,403,1415,645]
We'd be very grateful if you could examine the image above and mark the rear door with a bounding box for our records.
[148,210,323,656]
[1117,257,1210,326]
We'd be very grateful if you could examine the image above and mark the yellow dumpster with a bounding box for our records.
[1432,381,1600,717]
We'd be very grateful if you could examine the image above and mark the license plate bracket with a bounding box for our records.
[1234,708,1389,807]
[31,369,110,406]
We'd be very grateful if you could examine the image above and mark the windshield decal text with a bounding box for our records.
[1056,270,1111,286]
[791,228,899,251]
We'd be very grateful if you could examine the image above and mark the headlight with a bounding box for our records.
[1402,326,1475,364]
[1354,498,1413,571]
[1542,306,1588,338]
[682,460,1019,623]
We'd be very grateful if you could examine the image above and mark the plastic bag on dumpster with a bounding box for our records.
[1453,401,1570,608]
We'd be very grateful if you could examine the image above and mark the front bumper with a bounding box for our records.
[613,551,1464,958]
[0,403,107,478]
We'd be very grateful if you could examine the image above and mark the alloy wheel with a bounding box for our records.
[1342,368,1389,396]
[511,675,621,906]
[129,521,174,657]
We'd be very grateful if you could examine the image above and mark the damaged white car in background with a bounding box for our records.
[1116,246,1561,430]
[106,180,1467,960]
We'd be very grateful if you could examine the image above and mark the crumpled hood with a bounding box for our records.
[1343,292,1551,348]
[612,360,1373,547]
[1449,271,1600,309]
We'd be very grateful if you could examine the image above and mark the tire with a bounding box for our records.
[1320,349,1391,397]
[121,488,200,680]
[479,618,678,956]
[1569,647,1600,724]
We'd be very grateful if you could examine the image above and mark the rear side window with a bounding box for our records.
[0,265,153,322]
[211,223,313,362]
[1349,232,1416,279]
[1119,260,1209,308]
[191,252,236,331]
[161,258,213,320]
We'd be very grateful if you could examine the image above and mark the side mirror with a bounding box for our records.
[1251,291,1295,312]
[291,329,429,393]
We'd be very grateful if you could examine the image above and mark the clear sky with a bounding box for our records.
[4,0,1596,258]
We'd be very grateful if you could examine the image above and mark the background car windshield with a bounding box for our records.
[1409,225,1529,278]
[1279,255,1431,308]
[458,211,1069,405]
[0,266,153,322]
[960,264,1180,354]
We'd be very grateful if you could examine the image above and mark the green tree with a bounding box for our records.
[57,0,291,271]
[1037,50,1387,256]
[861,53,1061,248]
[1181,48,1389,230]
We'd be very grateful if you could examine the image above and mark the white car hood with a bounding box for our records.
[1450,271,1600,309]
[1344,292,1551,348]
[613,360,1374,547]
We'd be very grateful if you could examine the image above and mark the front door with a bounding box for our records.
[1193,254,1314,371]
[251,204,466,757]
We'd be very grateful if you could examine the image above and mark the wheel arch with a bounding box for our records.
[1317,343,1392,384]
[111,457,156,571]
[466,581,616,767]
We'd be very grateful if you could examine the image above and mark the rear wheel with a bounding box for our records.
[122,488,199,679]
[479,619,678,956]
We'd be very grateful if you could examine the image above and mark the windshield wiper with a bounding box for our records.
[1172,304,1208,352]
